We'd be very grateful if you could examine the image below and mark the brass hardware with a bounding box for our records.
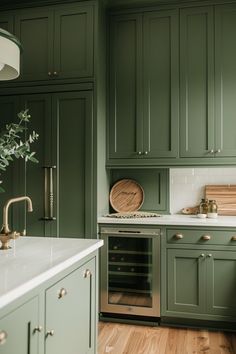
[174,233,184,240]
[34,326,43,333]
[144,151,148,155]
[46,330,54,337]
[48,71,52,76]
[138,151,142,155]
[200,253,205,258]
[58,288,67,299]
[231,236,236,241]
[83,269,92,278]
[0,330,7,345]
[215,149,221,153]
[207,254,212,257]
[53,71,58,76]
[0,196,33,250]
[209,149,214,154]
[202,235,211,241]
[42,166,56,221]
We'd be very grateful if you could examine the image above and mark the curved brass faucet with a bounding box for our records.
[0,196,33,250]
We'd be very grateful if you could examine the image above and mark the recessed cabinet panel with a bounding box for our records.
[215,4,236,157]
[15,9,54,81]
[180,7,214,158]
[0,12,14,32]
[109,14,142,158]
[54,5,94,78]
[143,10,178,157]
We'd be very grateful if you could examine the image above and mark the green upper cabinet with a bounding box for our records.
[0,11,14,32]
[215,4,236,158]
[179,7,214,158]
[108,9,178,163]
[14,2,94,82]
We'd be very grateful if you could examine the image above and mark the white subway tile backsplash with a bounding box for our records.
[170,167,236,214]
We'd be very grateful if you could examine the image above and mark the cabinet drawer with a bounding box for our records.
[166,228,236,245]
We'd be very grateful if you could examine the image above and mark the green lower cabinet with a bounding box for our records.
[167,249,206,314]
[206,251,236,318]
[0,297,39,354]
[166,248,236,321]
[45,258,96,354]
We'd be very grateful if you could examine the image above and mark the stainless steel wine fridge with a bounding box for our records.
[100,226,160,319]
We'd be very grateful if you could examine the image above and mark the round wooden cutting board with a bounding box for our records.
[109,179,144,212]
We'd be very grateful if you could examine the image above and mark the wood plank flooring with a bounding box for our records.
[98,322,236,354]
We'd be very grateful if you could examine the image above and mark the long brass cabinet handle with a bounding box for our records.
[0,330,7,345]
[202,235,211,241]
[174,233,184,240]
[42,166,56,221]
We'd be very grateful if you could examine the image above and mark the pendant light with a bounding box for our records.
[0,28,22,80]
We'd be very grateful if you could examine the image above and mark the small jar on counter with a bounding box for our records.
[207,200,218,218]
[198,198,208,218]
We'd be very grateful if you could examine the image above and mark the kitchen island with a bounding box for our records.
[0,236,103,354]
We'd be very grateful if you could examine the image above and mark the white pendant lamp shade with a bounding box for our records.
[0,29,22,80]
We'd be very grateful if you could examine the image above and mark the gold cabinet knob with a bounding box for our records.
[215,149,221,153]
[58,288,67,299]
[34,326,43,333]
[231,236,236,241]
[174,233,184,240]
[209,149,214,154]
[48,71,52,76]
[83,269,92,278]
[138,151,142,155]
[144,151,148,155]
[202,235,211,241]
[46,330,54,337]
[207,254,212,257]
[53,71,58,76]
[0,330,7,345]
[199,253,205,258]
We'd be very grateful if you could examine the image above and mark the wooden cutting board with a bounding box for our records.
[110,179,144,212]
[205,185,236,215]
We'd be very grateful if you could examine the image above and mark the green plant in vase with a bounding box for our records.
[0,109,39,192]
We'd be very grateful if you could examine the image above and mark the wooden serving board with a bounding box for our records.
[205,185,236,215]
[110,179,144,212]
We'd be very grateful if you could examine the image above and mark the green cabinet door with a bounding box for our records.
[109,14,143,159]
[206,251,236,318]
[15,7,54,82]
[180,7,214,158]
[143,10,178,158]
[167,249,206,314]
[45,258,96,354]
[0,297,38,354]
[54,4,94,79]
[0,12,14,32]
[215,4,236,158]
[52,91,94,238]
[14,3,94,82]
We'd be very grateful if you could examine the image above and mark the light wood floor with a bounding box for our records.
[98,322,236,354]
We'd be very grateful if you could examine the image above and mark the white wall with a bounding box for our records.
[170,167,236,214]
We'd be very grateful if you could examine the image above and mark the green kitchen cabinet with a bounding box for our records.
[108,9,178,162]
[14,2,94,82]
[179,6,214,158]
[0,12,14,32]
[45,258,96,354]
[0,89,94,238]
[164,227,236,323]
[0,297,39,354]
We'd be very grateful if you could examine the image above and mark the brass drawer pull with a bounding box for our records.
[34,326,43,333]
[202,235,211,241]
[83,269,92,278]
[231,236,236,241]
[0,330,7,345]
[58,288,67,299]
[46,330,54,337]
[174,233,184,240]
[199,253,205,258]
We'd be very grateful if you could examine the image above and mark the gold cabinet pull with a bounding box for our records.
[48,71,52,76]
[58,288,67,299]
[199,253,205,258]
[46,330,54,337]
[83,269,92,278]
[0,330,7,345]
[53,71,58,76]
[174,233,184,240]
[34,326,43,333]
[207,254,212,257]
[231,236,236,241]
[202,235,211,241]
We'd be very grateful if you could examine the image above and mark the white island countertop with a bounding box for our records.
[98,215,236,228]
[0,236,103,310]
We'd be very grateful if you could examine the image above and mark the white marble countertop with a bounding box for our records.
[98,215,236,228]
[0,236,103,310]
